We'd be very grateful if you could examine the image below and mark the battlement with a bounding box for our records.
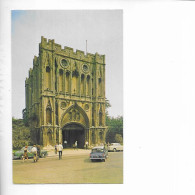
[40,36,105,64]
[41,36,55,45]
[40,36,55,50]
[64,46,74,53]
[55,43,62,50]
[29,68,33,77]
[33,56,39,66]
[25,78,29,85]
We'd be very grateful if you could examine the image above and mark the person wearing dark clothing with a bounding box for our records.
[36,145,41,160]
[58,143,63,160]
[55,144,58,154]
[22,146,29,162]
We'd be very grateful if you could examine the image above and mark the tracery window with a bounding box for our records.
[81,74,85,96]
[65,72,70,93]
[46,66,51,89]
[86,75,90,96]
[46,107,52,124]
[59,69,63,92]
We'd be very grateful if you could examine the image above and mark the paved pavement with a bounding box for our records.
[13,150,123,184]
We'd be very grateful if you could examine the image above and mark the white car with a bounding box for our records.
[108,143,123,152]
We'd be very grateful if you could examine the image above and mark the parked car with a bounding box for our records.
[90,146,108,162]
[13,146,48,160]
[108,143,123,152]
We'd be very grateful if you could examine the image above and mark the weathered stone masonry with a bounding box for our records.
[24,36,107,148]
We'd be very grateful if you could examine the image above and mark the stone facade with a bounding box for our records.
[24,36,107,148]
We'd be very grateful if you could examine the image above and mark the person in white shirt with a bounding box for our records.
[64,140,67,148]
[31,145,38,162]
[85,141,88,150]
[58,143,63,160]
[74,141,78,150]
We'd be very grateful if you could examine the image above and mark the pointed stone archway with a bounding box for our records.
[60,103,89,148]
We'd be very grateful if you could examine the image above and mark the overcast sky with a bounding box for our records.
[11,10,123,119]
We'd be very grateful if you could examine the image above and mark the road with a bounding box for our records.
[13,150,123,184]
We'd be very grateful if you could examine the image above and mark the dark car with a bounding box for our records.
[13,146,48,160]
[90,146,108,162]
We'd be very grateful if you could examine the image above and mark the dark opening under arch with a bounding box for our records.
[62,123,85,148]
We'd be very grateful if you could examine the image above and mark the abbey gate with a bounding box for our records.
[24,37,107,148]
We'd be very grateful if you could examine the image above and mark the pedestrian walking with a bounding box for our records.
[55,143,58,154]
[74,141,78,150]
[31,145,38,163]
[36,144,41,161]
[85,141,88,150]
[22,146,29,162]
[64,140,67,148]
[58,143,63,160]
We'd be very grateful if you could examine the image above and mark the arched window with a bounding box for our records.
[72,71,78,94]
[46,107,52,124]
[99,111,102,126]
[65,72,70,93]
[81,74,85,96]
[46,66,51,89]
[55,59,58,91]
[98,78,102,96]
[86,75,90,96]
[59,69,63,92]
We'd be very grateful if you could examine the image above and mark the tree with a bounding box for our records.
[105,98,111,121]
[12,117,32,149]
[115,134,123,143]
[105,98,123,144]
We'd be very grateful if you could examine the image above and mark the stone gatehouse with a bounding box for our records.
[24,36,107,148]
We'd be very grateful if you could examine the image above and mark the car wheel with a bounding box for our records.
[91,159,94,162]
[102,159,105,162]
[113,148,116,152]
[20,155,23,160]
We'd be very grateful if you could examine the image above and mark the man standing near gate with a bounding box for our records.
[85,141,88,150]
[64,140,67,148]
[58,143,63,160]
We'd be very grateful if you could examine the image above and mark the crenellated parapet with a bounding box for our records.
[39,36,105,64]
[33,56,39,66]
[40,36,55,50]
[25,78,29,86]
[29,68,33,77]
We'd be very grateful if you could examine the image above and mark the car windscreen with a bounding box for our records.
[92,149,104,153]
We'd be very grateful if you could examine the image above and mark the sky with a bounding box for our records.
[11,10,123,119]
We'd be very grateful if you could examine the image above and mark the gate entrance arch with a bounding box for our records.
[62,123,85,148]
